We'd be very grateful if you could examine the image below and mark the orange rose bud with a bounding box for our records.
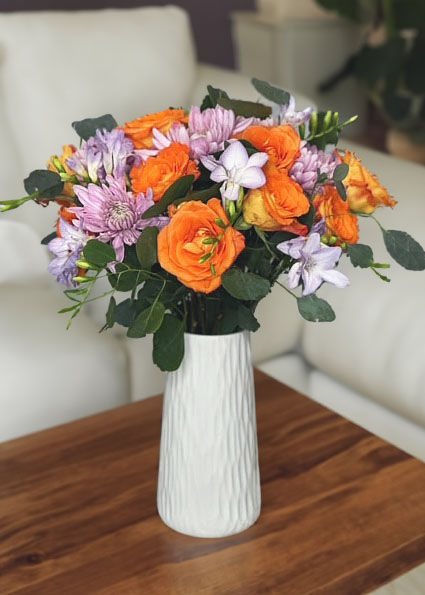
[244,168,310,230]
[47,144,77,199]
[236,124,301,171]
[131,143,199,203]
[120,109,189,150]
[157,198,245,294]
[314,186,359,245]
[341,150,397,214]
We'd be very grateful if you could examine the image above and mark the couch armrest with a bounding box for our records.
[0,220,49,283]
[189,63,314,111]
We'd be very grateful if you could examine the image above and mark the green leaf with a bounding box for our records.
[383,229,425,270]
[24,170,64,199]
[41,231,57,245]
[127,301,165,338]
[347,243,374,268]
[153,314,185,371]
[270,231,298,244]
[200,85,230,110]
[335,179,347,201]
[251,78,290,106]
[237,304,260,332]
[174,183,221,207]
[222,268,270,301]
[217,97,272,120]
[105,296,116,329]
[72,114,118,141]
[142,174,195,219]
[333,163,349,182]
[83,239,116,267]
[297,295,336,322]
[136,227,159,270]
[108,268,145,292]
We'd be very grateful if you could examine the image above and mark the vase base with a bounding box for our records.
[157,509,261,538]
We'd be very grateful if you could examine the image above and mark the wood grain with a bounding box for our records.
[1,370,425,595]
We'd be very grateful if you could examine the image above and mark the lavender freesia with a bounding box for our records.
[48,215,88,287]
[73,176,168,262]
[201,140,268,202]
[276,95,313,127]
[277,232,349,296]
[67,129,139,183]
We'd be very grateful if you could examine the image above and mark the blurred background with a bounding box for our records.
[1,0,425,458]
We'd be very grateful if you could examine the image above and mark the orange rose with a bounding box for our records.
[314,186,359,245]
[157,198,245,293]
[131,143,199,202]
[47,144,77,199]
[244,168,310,231]
[236,125,301,171]
[341,150,397,214]
[121,109,189,150]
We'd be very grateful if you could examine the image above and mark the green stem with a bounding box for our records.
[382,0,397,39]
[275,279,298,299]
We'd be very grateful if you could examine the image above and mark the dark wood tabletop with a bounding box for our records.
[1,370,425,595]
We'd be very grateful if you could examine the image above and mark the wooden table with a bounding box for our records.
[1,371,425,595]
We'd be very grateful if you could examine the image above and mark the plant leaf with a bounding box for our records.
[83,239,116,267]
[222,268,270,301]
[347,243,374,268]
[24,170,64,199]
[297,295,336,322]
[153,314,185,371]
[142,175,195,219]
[127,301,165,338]
[136,227,159,270]
[72,114,118,141]
[383,229,425,270]
[237,304,260,332]
[251,78,290,106]
[217,97,272,119]
[41,231,57,245]
[333,163,349,182]
[105,296,116,329]
[335,179,347,201]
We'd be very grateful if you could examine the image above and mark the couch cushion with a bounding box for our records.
[302,143,425,428]
[0,281,129,441]
[0,6,196,236]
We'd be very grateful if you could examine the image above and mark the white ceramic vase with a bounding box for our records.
[157,331,261,538]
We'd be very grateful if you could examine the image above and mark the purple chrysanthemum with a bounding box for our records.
[67,129,140,183]
[48,215,88,287]
[277,232,349,296]
[139,105,255,161]
[73,176,168,262]
[290,142,339,193]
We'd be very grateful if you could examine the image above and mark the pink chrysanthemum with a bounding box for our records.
[73,176,168,262]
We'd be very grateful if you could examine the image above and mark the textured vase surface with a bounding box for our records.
[157,331,261,538]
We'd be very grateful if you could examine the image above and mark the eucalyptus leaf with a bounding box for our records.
[347,243,374,268]
[297,295,336,322]
[105,296,116,329]
[251,78,290,106]
[72,114,118,141]
[153,314,185,371]
[222,268,270,301]
[142,174,195,219]
[335,179,347,201]
[217,97,272,120]
[24,170,64,199]
[41,231,57,246]
[136,227,159,270]
[83,239,116,267]
[383,229,425,270]
[200,85,230,110]
[127,301,165,338]
[333,163,349,182]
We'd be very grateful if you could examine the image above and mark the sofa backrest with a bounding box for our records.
[0,6,197,236]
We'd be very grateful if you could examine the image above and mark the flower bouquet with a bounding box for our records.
[3,79,424,537]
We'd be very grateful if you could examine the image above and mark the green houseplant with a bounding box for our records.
[316,0,425,162]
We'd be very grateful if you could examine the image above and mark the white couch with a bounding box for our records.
[1,7,425,463]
